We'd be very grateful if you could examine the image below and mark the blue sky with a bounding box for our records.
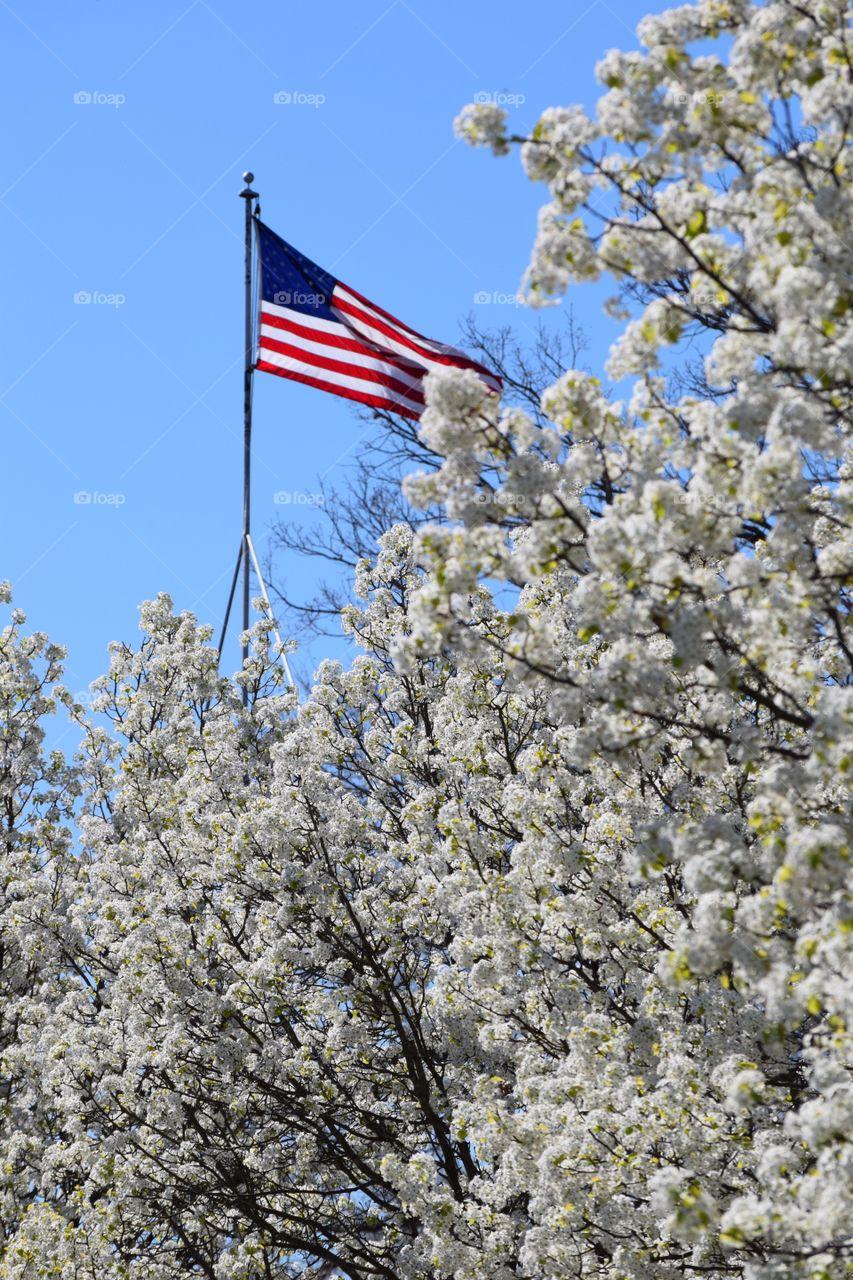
[1,0,666,698]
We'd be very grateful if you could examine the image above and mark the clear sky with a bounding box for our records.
[1,0,666,699]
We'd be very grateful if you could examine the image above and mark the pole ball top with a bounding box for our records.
[243,171,254,183]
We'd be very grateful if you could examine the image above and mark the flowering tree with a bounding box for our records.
[0,586,79,1253]
[3,1,853,1277]
[428,0,853,1271]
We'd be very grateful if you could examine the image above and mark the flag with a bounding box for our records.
[254,221,501,420]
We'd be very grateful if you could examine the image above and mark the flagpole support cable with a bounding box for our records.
[218,538,245,659]
[245,533,296,690]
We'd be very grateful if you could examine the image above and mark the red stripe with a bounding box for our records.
[256,360,422,420]
[258,335,426,403]
[342,283,456,351]
[332,292,501,383]
[259,307,425,375]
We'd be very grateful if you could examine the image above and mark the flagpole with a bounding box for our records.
[239,171,258,705]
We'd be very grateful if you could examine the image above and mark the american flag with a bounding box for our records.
[254,220,501,420]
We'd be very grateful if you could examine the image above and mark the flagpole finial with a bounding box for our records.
[240,172,258,199]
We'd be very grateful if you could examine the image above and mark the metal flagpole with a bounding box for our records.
[239,171,259,705]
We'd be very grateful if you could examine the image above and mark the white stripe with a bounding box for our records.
[335,284,461,358]
[335,304,456,375]
[336,285,502,389]
[331,289,502,391]
[259,323,426,393]
[258,348,425,415]
[260,300,425,372]
[261,299,351,339]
